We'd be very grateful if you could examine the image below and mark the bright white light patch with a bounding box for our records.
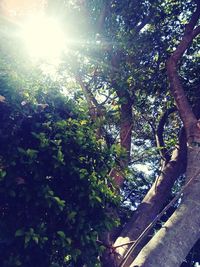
[135,164,152,175]
[21,15,66,62]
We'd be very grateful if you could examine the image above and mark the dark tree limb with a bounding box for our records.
[97,0,109,33]
[166,2,200,133]
[75,74,103,120]
[129,2,200,266]
[111,129,187,267]
[155,107,177,163]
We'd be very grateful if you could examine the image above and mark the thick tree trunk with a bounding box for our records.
[119,94,133,165]
[108,90,133,187]
[131,144,200,267]
[112,136,186,266]
[101,91,133,260]
[127,3,200,266]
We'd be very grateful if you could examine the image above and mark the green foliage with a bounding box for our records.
[0,77,119,267]
[1,0,200,266]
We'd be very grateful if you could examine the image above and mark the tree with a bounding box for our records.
[131,2,200,266]
[62,1,200,266]
[1,0,200,266]
[0,71,119,266]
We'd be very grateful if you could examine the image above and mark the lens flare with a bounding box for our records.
[20,14,66,63]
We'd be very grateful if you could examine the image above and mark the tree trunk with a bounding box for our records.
[104,2,200,266]
[112,136,186,266]
[131,144,200,267]
[128,3,200,266]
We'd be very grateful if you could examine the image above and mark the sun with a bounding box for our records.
[20,14,66,63]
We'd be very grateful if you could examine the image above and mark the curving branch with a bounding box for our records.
[155,107,177,163]
[129,3,200,266]
[112,128,187,266]
[75,74,103,120]
[166,2,200,133]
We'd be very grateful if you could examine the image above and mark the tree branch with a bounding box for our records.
[75,74,103,120]
[112,128,187,266]
[155,107,177,162]
[124,169,199,267]
[134,10,154,35]
[97,0,109,33]
[166,3,200,131]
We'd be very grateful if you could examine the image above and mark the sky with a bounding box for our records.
[1,0,46,17]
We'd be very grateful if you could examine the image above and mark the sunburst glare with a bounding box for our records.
[20,14,66,63]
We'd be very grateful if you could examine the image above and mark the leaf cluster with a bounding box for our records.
[0,76,119,267]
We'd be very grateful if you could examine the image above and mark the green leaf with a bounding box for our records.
[29,228,34,234]
[80,168,88,179]
[0,170,6,181]
[68,211,77,220]
[95,196,102,203]
[17,147,26,154]
[33,235,39,244]
[57,149,64,163]
[57,231,66,239]
[26,149,38,159]
[25,235,31,245]
[15,229,25,237]
[80,120,87,125]
[66,237,72,245]
[53,196,65,210]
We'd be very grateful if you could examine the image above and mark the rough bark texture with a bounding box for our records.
[131,145,200,267]
[128,2,200,266]
[104,2,200,266]
[112,134,186,267]
[110,50,134,187]
[155,107,177,163]
[107,89,133,188]
[75,75,101,120]
[166,2,200,132]
[118,91,133,166]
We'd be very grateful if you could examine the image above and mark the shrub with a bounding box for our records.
[0,78,119,267]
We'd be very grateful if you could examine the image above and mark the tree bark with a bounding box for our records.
[103,2,200,266]
[166,2,200,133]
[128,2,200,266]
[112,132,186,266]
[131,145,200,267]
[117,90,133,167]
